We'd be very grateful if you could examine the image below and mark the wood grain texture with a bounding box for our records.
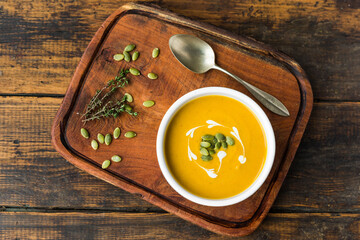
[0,0,358,238]
[0,96,153,209]
[50,3,312,235]
[1,96,358,211]
[0,212,358,240]
[276,102,360,212]
[0,0,358,100]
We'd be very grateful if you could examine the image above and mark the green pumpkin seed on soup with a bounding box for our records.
[226,136,235,146]
[200,142,211,148]
[202,134,214,141]
[201,155,213,161]
[215,133,225,141]
[200,148,209,156]
[214,142,221,150]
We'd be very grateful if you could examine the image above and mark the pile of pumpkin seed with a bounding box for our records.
[200,133,235,161]
[113,44,158,107]
[113,44,159,80]
[80,127,137,169]
[79,44,161,170]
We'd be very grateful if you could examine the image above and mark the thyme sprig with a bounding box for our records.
[82,69,137,123]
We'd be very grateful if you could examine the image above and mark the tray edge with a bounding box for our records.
[51,2,313,236]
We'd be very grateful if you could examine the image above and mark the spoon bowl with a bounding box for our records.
[169,34,290,117]
[169,34,215,73]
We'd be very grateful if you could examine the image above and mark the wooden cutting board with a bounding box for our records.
[51,3,313,236]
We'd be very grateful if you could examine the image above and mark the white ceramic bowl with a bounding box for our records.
[156,87,275,207]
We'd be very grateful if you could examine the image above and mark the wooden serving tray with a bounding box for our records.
[51,3,313,236]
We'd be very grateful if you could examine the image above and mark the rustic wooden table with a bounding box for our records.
[0,0,359,239]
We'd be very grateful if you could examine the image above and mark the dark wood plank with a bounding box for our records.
[0,211,358,239]
[0,96,153,209]
[274,102,360,212]
[0,0,358,100]
[0,96,358,213]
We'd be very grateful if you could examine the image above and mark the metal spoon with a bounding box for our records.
[169,34,290,116]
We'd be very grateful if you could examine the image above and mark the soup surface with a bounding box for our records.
[164,95,267,199]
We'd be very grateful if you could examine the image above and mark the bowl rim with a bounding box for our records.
[156,87,275,207]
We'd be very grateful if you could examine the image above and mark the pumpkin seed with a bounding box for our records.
[97,133,105,144]
[124,44,136,52]
[200,148,209,156]
[111,155,122,162]
[152,48,159,58]
[102,160,111,169]
[202,134,214,141]
[222,141,228,149]
[204,140,214,149]
[91,140,98,150]
[226,136,235,146]
[123,51,131,62]
[143,100,155,107]
[147,72,158,79]
[81,128,89,139]
[129,67,140,76]
[105,134,112,145]
[201,155,213,161]
[124,104,132,112]
[113,127,121,139]
[124,131,136,138]
[215,133,225,141]
[215,142,221,150]
[200,142,211,148]
[209,149,216,155]
[132,51,139,61]
[213,138,218,144]
[113,53,124,61]
[124,93,133,103]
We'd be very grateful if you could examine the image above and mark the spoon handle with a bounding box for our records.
[213,65,290,116]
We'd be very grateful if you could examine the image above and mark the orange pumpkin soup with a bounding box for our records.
[164,95,267,199]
